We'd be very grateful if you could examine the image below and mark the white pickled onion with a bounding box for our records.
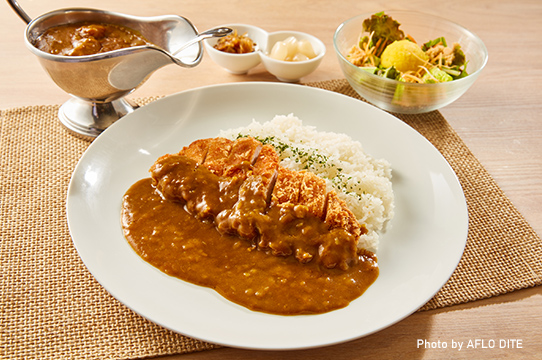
[269,36,317,62]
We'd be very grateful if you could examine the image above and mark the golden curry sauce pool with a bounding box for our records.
[121,136,379,315]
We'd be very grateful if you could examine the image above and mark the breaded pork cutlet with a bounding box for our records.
[299,171,327,220]
[251,144,279,203]
[177,136,263,178]
[151,135,368,269]
[215,142,278,239]
[202,137,233,176]
[222,137,262,178]
[271,167,302,206]
[272,168,327,220]
[325,191,365,239]
[177,138,210,165]
[150,154,222,220]
[219,174,272,239]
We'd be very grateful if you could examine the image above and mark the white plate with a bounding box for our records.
[67,82,468,350]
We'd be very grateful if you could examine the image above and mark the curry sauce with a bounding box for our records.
[121,136,380,315]
[35,22,153,56]
[122,178,378,315]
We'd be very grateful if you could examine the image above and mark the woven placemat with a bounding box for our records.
[1,79,541,360]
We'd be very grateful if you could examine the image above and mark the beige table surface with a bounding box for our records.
[2,0,541,359]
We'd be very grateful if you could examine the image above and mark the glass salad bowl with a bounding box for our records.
[333,11,488,114]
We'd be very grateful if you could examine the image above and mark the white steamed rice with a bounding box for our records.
[219,114,394,252]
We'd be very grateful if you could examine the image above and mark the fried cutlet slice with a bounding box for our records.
[217,174,271,239]
[222,137,263,178]
[202,137,233,176]
[324,191,365,238]
[252,144,279,181]
[271,167,302,206]
[298,171,327,220]
[216,143,279,239]
[252,144,279,203]
[177,138,211,165]
[150,153,203,204]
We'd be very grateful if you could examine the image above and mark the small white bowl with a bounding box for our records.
[203,24,267,74]
[260,30,325,82]
[204,25,325,82]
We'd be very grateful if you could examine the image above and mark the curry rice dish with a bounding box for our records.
[121,117,394,315]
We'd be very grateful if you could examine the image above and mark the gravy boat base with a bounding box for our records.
[59,97,138,140]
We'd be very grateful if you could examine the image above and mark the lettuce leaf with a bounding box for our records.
[422,37,447,51]
[422,67,453,83]
[362,12,405,57]
[451,43,466,67]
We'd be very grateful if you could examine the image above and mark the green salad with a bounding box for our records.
[347,12,468,83]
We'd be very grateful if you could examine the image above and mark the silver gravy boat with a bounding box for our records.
[8,0,231,139]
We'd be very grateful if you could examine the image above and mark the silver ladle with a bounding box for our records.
[7,0,232,139]
[172,27,232,56]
